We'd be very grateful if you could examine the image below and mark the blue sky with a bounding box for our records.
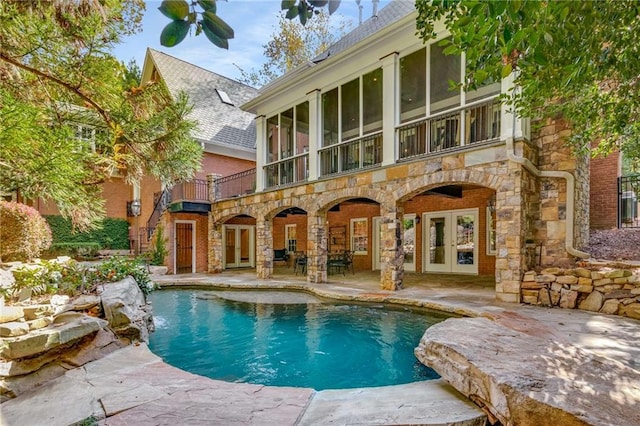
[113,1,389,83]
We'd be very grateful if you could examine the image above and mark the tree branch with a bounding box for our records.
[0,52,115,128]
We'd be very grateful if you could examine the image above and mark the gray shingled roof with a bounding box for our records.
[311,0,415,63]
[148,49,257,153]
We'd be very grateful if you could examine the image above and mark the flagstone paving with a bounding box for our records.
[1,270,639,425]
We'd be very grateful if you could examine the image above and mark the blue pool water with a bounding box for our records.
[148,290,450,390]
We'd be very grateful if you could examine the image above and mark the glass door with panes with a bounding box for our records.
[223,225,255,268]
[423,209,478,274]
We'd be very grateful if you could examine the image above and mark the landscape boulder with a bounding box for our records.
[99,277,153,342]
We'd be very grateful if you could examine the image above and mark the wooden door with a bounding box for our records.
[175,222,193,274]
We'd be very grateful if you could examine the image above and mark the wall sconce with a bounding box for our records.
[487,195,496,213]
[130,199,141,217]
[415,216,420,224]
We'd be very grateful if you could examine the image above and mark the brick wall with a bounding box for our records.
[161,212,209,273]
[589,149,620,229]
[197,153,255,180]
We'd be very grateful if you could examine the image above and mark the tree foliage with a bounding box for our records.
[415,0,640,159]
[0,0,202,230]
[158,0,343,49]
[237,11,350,87]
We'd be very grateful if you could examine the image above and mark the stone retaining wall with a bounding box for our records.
[0,276,153,401]
[521,266,640,319]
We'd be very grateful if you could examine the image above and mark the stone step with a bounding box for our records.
[297,380,486,426]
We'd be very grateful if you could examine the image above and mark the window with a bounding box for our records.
[74,124,97,152]
[264,102,310,187]
[341,78,359,140]
[322,68,383,147]
[323,89,339,146]
[486,206,497,255]
[285,224,297,253]
[430,43,460,114]
[362,68,383,133]
[400,48,426,123]
[216,89,234,105]
[350,218,368,254]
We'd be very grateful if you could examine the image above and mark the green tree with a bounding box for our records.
[0,0,202,230]
[414,0,640,160]
[158,0,344,49]
[237,11,350,87]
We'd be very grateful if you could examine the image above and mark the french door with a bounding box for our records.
[174,221,195,274]
[371,215,416,271]
[423,209,478,274]
[223,225,255,268]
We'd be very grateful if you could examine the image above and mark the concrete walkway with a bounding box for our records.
[2,270,639,425]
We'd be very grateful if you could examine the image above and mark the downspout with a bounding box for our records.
[505,136,590,258]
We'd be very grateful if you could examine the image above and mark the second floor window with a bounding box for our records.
[322,68,383,147]
[265,102,309,187]
[267,102,309,163]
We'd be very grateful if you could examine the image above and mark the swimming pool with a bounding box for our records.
[148,289,450,390]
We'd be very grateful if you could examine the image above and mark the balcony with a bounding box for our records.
[213,168,256,200]
[397,98,501,161]
[264,154,308,189]
[167,179,211,214]
[319,132,382,177]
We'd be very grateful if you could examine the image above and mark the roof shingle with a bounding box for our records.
[148,49,257,153]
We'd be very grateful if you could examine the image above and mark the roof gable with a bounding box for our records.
[142,49,257,156]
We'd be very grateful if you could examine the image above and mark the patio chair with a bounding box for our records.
[273,249,289,266]
[294,251,307,275]
[342,250,354,275]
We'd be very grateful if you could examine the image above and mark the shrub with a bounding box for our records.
[45,215,129,250]
[148,225,168,266]
[93,256,156,295]
[0,201,52,262]
[10,258,85,297]
[5,256,156,300]
[47,242,101,259]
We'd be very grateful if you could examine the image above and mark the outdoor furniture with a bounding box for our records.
[327,250,354,275]
[294,251,307,275]
[273,249,289,266]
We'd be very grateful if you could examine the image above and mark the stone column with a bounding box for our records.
[255,218,273,279]
[494,161,527,303]
[307,213,327,283]
[208,219,223,273]
[207,173,222,202]
[379,203,404,291]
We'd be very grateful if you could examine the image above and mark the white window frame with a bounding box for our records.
[350,217,368,255]
[285,224,297,254]
[486,206,497,256]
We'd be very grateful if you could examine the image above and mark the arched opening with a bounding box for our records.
[222,214,257,269]
[400,184,496,275]
[322,197,381,273]
[271,207,308,275]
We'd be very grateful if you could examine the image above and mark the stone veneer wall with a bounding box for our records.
[532,118,590,267]
[521,267,640,319]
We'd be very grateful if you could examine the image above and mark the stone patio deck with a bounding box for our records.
[2,269,639,425]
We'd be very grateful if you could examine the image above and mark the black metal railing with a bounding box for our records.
[146,189,171,240]
[264,154,309,189]
[215,168,256,200]
[619,174,640,228]
[319,132,382,177]
[170,178,208,202]
[397,98,501,161]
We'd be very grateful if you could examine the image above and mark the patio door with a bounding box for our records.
[372,217,382,270]
[223,225,255,268]
[423,209,478,274]
[174,221,195,274]
[403,214,417,272]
